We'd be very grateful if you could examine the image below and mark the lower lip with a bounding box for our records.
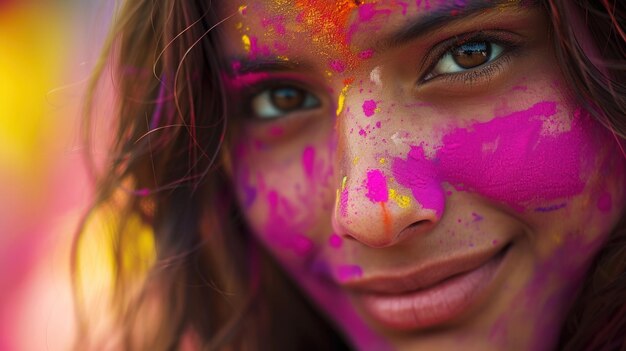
[355,248,508,330]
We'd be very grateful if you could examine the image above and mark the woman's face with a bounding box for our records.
[219,1,626,350]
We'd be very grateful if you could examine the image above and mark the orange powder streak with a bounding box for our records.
[380,202,392,241]
[293,0,361,67]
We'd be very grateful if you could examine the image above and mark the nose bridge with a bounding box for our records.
[332,86,443,248]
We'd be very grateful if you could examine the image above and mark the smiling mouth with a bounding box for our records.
[344,244,511,331]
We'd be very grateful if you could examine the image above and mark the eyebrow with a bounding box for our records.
[227,0,536,74]
[381,0,532,49]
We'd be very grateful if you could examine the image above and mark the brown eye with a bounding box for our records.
[251,86,321,119]
[425,40,504,81]
[271,87,306,112]
[451,42,490,69]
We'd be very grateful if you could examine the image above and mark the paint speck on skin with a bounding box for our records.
[370,66,382,87]
[362,99,377,117]
[388,188,411,208]
[535,203,566,212]
[597,192,612,212]
[330,59,347,73]
[471,212,483,221]
[269,126,284,137]
[358,49,374,59]
[337,264,363,282]
[241,34,251,52]
[492,240,499,246]
[135,188,151,197]
[365,169,389,203]
[292,234,314,255]
[340,176,349,217]
[329,233,343,248]
[336,83,351,116]
[302,146,315,178]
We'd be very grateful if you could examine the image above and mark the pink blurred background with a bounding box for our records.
[0,0,113,349]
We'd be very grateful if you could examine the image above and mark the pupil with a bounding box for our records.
[271,87,305,111]
[452,42,491,69]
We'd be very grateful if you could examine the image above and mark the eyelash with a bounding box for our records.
[419,32,521,86]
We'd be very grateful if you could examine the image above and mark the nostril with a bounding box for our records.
[397,220,435,240]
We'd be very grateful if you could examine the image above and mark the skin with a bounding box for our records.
[219,1,626,350]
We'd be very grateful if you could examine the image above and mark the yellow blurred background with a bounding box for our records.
[0,0,113,349]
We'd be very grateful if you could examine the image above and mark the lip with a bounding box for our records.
[343,244,510,330]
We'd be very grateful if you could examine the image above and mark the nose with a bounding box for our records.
[332,91,444,248]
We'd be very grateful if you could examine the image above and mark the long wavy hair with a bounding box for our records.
[74,1,626,350]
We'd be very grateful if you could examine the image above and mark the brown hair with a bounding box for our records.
[75,0,626,350]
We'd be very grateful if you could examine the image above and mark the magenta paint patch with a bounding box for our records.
[291,234,314,255]
[337,265,363,282]
[365,169,389,203]
[362,99,377,117]
[329,233,343,248]
[392,102,590,213]
[302,146,315,178]
[358,49,374,59]
[358,3,378,21]
[330,59,346,73]
[597,192,612,212]
[264,191,316,257]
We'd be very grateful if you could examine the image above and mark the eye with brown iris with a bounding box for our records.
[451,42,490,69]
[270,87,306,112]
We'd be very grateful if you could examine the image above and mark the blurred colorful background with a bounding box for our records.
[0,0,113,349]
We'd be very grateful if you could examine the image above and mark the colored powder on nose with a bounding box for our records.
[365,169,389,203]
[340,176,349,217]
[362,99,377,117]
[392,145,444,215]
[392,101,590,213]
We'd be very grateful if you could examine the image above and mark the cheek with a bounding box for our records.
[232,143,335,260]
[392,101,612,212]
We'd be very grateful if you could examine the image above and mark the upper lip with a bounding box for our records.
[339,244,508,295]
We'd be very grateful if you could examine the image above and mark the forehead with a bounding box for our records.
[218,0,528,70]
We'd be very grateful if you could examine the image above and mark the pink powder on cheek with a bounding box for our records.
[392,101,590,212]
[329,233,343,248]
[302,146,315,178]
[362,99,377,117]
[264,191,317,257]
[392,146,445,215]
[365,169,389,203]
